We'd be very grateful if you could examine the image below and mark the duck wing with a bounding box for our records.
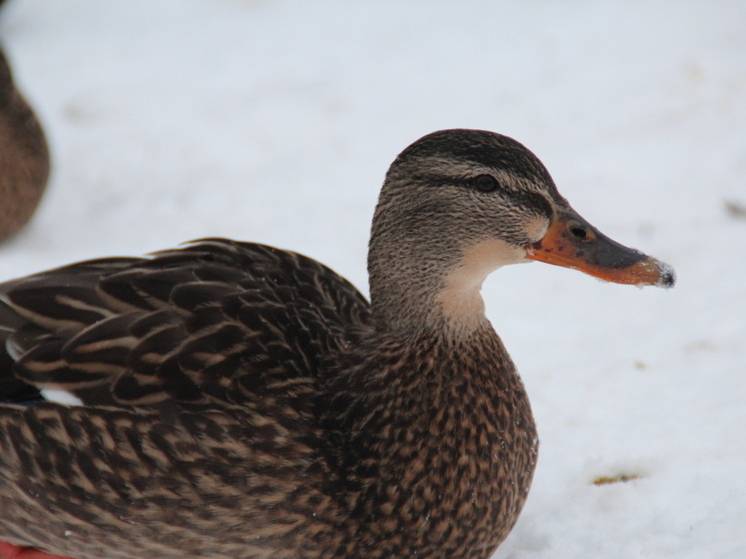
[0,238,370,409]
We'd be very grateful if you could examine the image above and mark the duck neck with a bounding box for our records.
[368,235,523,339]
[368,249,474,338]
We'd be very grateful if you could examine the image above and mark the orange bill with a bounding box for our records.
[526,208,675,288]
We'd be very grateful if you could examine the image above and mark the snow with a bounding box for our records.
[1,0,744,557]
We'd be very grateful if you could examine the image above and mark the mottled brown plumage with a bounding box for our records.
[0,47,49,241]
[0,130,673,559]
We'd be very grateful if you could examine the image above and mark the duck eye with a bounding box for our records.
[473,174,499,193]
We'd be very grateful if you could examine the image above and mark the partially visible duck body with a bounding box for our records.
[0,47,49,241]
[0,130,673,559]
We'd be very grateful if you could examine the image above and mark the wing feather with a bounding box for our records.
[0,239,370,409]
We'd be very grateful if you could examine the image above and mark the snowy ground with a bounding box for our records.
[1,1,744,557]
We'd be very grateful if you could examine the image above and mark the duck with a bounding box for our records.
[0,129,674,559]
[0,46,50,242]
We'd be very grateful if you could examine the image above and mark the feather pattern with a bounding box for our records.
[0,239,378,558]
[0,233,541,559]
[0,239,369,409]
[0,129,551,559]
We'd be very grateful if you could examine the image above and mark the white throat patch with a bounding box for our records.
[436,239,526,332]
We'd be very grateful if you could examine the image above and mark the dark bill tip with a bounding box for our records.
[652,259,676,288]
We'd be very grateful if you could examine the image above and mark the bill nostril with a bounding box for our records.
[567,221,591,241]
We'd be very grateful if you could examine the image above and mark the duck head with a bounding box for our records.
[368,129,674,335]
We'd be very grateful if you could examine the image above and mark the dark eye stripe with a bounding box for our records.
[412,173,553,218]
[509,189,553,218]
[463,176,552,217]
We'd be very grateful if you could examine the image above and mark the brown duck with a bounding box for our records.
[0,47,49,241]
[0,130,674,559]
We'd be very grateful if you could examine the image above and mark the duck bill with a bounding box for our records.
[526,208,675,288]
